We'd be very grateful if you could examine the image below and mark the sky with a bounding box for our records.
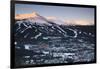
[15,4,95,25]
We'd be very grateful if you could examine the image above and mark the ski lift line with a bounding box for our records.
[34,33,42,39]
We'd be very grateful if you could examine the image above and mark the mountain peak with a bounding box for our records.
[32,11,38,15]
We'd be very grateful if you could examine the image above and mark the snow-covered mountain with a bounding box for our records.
[15,12,66,25]
[15,12,94,41]
[15,12,71,38]
[15,12,52,25]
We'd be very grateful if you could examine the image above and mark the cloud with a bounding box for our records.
[46,16,94,25]
[46,16,66,25]
[64,19,94,25]
[46,16,57,20]
[15,11,38,20]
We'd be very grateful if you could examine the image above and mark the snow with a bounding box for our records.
[56,25,67,37]
[24,33,29,38]
[67,28,77,38]
[24,56,30,58]
[42,51,49,55]
[24,45,30,50]
[20,26,32,33]
[43,37,49,40]
[53,53,75,58]
[14,41,17,45]
[34,33,42,39]
[79,31,82,34]
[89,33,92,35]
